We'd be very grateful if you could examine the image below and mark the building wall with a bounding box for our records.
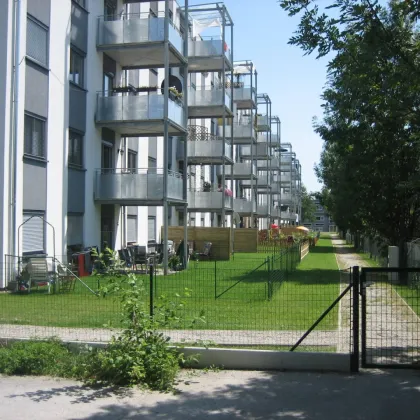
[302,199,335,232]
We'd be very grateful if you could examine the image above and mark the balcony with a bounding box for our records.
[96,13,186,68]
[256,158,281,170]
[232,84,257,110]
[95,91,186,137]
[240,143,271,160]
[233,198,256,216]
[187,190,233,212]
[224,123,256,145]
[188,38,232,72]
[188,86,232,118]
[280,155,293,168]
[257,204,270,217]
[94,169,184,206]
[256,115,271,132]
[221,162,258,180]
[256,173,274,189]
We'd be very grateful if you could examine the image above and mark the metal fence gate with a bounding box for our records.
[360,267,420,369]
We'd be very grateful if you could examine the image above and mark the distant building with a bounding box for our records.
[302,199,337,232]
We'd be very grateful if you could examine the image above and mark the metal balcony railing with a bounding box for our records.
[94,168,183,203]
[96,91,185,128]
[256,115,270,132]
[232,84,257,108]
[188,86,231,111]
[223,162,258,179]
[187,189,233,210]
[233,198,256,214]
[188,37,232,65]
[224,123,256,143]
[240,143,271,159]
[97,13,184,56]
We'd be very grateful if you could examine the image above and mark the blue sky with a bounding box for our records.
[189,0,329,192]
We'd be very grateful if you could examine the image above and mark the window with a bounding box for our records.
[316,216,324,221]
[22,212,45,254]
[102,143,113,169]
[70,49,84,86]
[69,131,83,167]
[190,217,196,227]
[27,16,48,67]
[127,216,138,243]
[127,149,137,170]
[67,214,83,246]
[201,218,205,227]
[148,216,156,241]
[24,114,46,158]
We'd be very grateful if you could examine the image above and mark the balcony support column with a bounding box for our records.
[163,0,170,275]
[221,7,226,227]
[182,0,189,269]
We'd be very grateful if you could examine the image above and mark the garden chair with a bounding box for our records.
[57,264,76,293]
[132,245,149,273]
[26,257,52,294]
[197,242,212,260]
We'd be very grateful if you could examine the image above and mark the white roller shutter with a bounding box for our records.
[22,214,44,254]
[67,215,83,246]
[127,216,137,243]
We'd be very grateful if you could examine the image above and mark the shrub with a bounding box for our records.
[0,339,85,378]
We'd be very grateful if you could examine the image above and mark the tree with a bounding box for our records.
[301,185,317,223]
[279,0,420,265]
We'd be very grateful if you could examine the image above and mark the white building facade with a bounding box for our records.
[0,0,302,288]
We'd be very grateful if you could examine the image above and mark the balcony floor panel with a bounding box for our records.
[95,120,187,137]
[187,157,234,165]
[188,56,232,72]
[96,44,185,68]
[188,105,233,119]
[234,99,256,110]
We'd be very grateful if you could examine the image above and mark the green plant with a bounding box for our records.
[0,339,86,378]
[82,252,202,390]
[168,255,181,270]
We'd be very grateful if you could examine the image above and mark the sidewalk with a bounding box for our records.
[1,369,420,420]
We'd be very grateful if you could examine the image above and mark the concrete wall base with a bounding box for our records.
[0,338,351,373]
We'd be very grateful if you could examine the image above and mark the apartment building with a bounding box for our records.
[0,0,302,287]
[303,199,336,232]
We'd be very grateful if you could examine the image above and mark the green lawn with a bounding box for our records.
[0,240,340,331]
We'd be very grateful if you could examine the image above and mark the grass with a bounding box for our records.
[0,241,340,332]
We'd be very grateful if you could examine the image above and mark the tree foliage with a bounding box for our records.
[301,184,317,223]
[279,0,420,252]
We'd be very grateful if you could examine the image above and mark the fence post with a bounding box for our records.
[267,256,271,300]
[149,263,154,318]
[214,260,217,299]
[351,266,360,372]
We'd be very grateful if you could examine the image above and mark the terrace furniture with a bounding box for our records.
[25,257,52,294]
[57,264,76,293]
[197,242,212,261]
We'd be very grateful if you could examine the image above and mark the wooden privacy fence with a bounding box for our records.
[301,241,309,260]
[164,227,231,260]
[232,228,258,253]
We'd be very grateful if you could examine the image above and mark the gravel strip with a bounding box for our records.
[0,324,337,347]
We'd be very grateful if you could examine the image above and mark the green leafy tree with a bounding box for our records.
[301,185,317,223]
[279,0,420,265]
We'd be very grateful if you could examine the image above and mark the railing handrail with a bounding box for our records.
[96,168,183,178]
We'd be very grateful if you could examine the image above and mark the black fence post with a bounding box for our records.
[351,266,360,372]
[360,267,367,368]
[149,264,154,318]
[214,260,217,300]
[267,256,271,300]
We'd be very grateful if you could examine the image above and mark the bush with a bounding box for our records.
[0,339,84,377]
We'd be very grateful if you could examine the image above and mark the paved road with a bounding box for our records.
[1,369,420,420]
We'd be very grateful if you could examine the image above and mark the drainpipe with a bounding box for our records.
[9,0,21,259]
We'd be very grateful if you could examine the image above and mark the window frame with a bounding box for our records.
[69,48,85,87]
[127,149,137,171]
[24,113,47,160]
[26,15,49,68]
[68,130,84,168]
[22,211,46,255]
[148,216,156,242]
